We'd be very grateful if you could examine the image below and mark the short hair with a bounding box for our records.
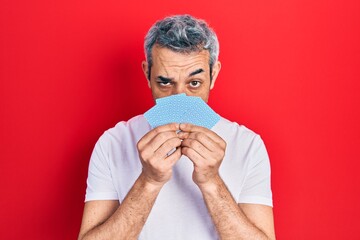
[144,14,219,80]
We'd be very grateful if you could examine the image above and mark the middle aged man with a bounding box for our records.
[78,14,275,240]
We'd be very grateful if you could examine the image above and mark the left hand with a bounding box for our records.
[178,123,227,187]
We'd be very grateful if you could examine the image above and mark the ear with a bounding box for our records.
[141,60,151,88]
[210,61,221,90]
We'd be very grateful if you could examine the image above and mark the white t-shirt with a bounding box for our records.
[85,115,272,239]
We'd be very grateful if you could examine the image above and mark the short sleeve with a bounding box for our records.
[85,133,119,202]
[238,136,273,207]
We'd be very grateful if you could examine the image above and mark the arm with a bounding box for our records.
[179,123,275,240]
[78,123,182,240]
[199,176,275,240]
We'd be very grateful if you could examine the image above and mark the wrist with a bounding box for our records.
[197,174,223,194]
[138,171,166,192]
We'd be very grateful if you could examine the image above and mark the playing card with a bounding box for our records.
[144,94,220,129]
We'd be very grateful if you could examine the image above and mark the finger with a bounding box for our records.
[145,131,179,153]
[154,137,182,160]
[179,123,208,133]
[138,123,179,149]
[179,131,218,152]
[179,123,224,147]
[165,147,182,165]
[176,131,189,139]
[181,138,212,159]
[181,146,205,166]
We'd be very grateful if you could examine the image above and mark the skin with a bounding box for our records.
[144,45,219,102]
[78,45,276,240]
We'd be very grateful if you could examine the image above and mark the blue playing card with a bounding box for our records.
[144,94,220,129]
[181,96,221,129]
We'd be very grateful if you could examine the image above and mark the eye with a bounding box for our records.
[158,81,172,86]
[189,81,201,88]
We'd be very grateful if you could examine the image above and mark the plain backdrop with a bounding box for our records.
[1,0,359,239]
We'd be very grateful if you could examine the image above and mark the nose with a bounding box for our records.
[171,83,186,95]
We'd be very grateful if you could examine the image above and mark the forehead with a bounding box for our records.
[151,46,210,70]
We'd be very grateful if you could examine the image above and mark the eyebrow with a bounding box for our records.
[156,68,205,82]
[188,68,204,77]
[157,76,173,82]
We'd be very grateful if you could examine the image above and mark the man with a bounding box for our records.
[78,15,275,240]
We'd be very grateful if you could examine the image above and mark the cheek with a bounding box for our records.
[151,86,171,99]
[186,89,209,101]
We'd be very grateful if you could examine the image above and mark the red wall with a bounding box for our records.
[1,0,359,239]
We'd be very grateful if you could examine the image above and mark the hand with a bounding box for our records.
[137,123,182,186]
[178,123,227,187]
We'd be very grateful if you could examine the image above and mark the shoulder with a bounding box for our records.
[214,116,262,144]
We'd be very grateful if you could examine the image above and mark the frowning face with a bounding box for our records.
[142,45,221,103]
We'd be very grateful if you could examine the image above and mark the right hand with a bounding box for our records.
[137,123,182,186]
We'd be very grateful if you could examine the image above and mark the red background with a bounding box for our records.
[1,0,359,239]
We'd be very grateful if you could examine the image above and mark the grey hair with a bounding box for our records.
[144,14,219,80]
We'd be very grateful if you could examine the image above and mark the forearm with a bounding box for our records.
[200,175,271,240]
[81,173,163,240]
